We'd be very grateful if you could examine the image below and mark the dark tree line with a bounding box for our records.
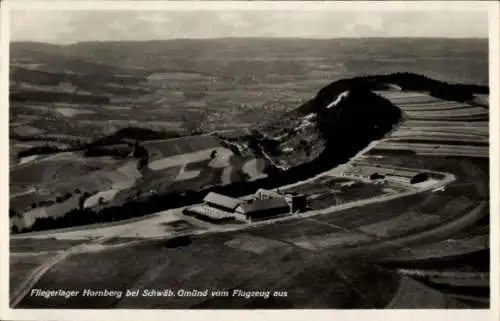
[17,145,64,158]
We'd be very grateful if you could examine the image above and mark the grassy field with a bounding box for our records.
[16,233,401,309]
[366,91,489,158]
[10,253,60,295]
[354,98,490,306]
[10,238,87,253]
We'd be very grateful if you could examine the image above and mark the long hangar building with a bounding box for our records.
[184,189,307,223]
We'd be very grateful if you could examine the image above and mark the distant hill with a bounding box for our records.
[10,38,489,85]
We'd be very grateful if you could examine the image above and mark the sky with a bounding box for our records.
[10,9,489,44]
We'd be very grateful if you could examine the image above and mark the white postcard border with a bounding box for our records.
[1,1,498,321]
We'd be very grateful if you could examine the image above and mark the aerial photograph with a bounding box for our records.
[7,4,491,310]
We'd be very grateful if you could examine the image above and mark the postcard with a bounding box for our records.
[1,1,498,321]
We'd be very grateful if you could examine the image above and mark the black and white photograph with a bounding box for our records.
[2,0,498,318]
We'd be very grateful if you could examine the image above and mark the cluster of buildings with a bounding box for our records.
[183,188,307,223]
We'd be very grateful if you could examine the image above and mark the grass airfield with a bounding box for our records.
[9,90,490,309]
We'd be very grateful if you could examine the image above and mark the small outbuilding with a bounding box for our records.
[255,188,282,200]
[411,172,429,184]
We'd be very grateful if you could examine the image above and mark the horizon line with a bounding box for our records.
[11,36,489,46]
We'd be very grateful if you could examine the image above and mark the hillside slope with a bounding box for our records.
[10,73,490,309]
[10,72,488,233]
